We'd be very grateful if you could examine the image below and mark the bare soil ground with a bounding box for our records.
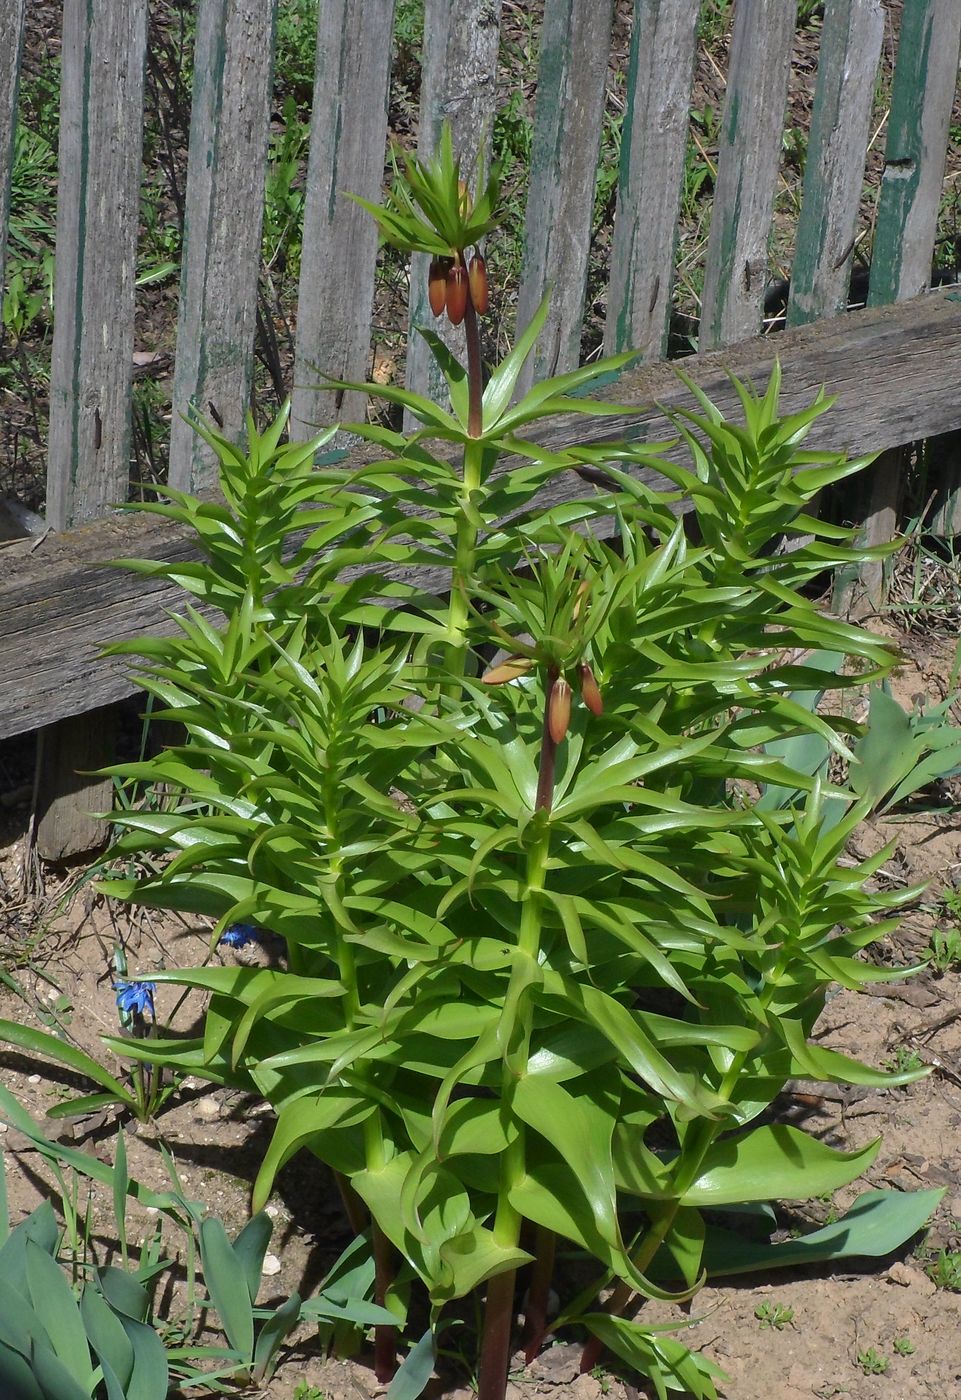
[3,624,961,1400]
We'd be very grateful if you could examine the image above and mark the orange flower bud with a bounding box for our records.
[548,676,572,745]
[428,257,451,317]
[483,655,533,685]
[580,663,603,717]
[468,254,489,315]
[446,263,468,326]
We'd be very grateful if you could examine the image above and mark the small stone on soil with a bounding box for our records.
[261,1252,281,1276]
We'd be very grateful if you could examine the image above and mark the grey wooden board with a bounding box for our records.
[168,0,277,492]
[700,0,797,348]
[403,0,502,430]
[5,283,961,738]
[289,0,395,441]
[513,0,616,396]
[0,0,25,300]
[787,0,884,326]
[603,0,700,361]
[869,0,961,305]
[46,0,149,530]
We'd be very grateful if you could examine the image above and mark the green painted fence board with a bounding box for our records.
[787,0,884,326]
[0,0,25,302]
[700,0,797,349]
[169,0,278,492]
[403,0,503,426]
[290,0,395,442]
[868,0,961,306]
[46,0,149,530]
[856,0,961,600]
[603,0,700,362]
[514,0,616,396]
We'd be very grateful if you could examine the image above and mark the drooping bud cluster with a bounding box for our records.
[483,656,604,746]
[428,252,489,326]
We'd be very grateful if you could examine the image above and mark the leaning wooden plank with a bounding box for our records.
[168,0,277,492]
[787,0,884,326]
[289,0,395,441]
[513,0,616,395]
[46,0,149,529]
[403,0,502,424]
[0,0,25,299]
[855,0,961,603]
[603,0,700,361]
[700,0,797,348]
[5,287,961,744]
[868,0,961,305]
[5,285,961,739]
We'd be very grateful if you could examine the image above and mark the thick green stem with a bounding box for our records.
[443,284,484,683]
[464,295,484,439]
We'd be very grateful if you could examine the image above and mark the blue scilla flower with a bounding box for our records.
[114,979,156,1021]
[219,922,261,949]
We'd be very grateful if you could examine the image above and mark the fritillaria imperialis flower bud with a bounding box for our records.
[468,254,489,315]
[483,655,534,685]
[579,663,603,717]
[446,262,469,326]
[428,256,451,317]
[457,178,473,218]
[548,676,573,744]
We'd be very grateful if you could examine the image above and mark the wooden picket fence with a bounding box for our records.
[2,0,961,858]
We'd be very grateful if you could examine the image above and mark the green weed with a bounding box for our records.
[857,1347,888,1375]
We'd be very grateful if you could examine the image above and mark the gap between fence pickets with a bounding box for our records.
[3,283,961,754]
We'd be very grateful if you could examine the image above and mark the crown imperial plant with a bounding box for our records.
[70,121,942,1400]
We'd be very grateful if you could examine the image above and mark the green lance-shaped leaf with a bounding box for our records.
[0,1020,138,1113]
[698,1187,945,1280]
[81,1287,135,1392]
[199,1217,254,1361]
[580,1314,724,1400]
[680,1125,881,1206]
[25,1238,96,1391]
[232,1212,273,1306]
[513,1076,619,1249]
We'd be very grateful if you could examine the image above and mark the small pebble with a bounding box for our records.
[27,1074,41,1084]
[261,1253,282,1277]
[193,1095,221,1121]
[266,1203,281,1219]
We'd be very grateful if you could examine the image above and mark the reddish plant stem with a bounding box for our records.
[478,1267,517,1400]
[334,1170,368,1236]
[464,291,483,438]
[535,667,560,813]
[372,1221,397,1383]
[522,1226,557,1362]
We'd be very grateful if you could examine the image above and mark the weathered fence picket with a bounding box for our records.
[36,0,149,860]
[513,0,616,396]
[700,0,797,348]
[290,0,396,440]
[404,0,502,425]
[168,0,278,492]
[0,0,25,301]
[46,0,148,528]
[787,0,884,327]
[603,0,700,361]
